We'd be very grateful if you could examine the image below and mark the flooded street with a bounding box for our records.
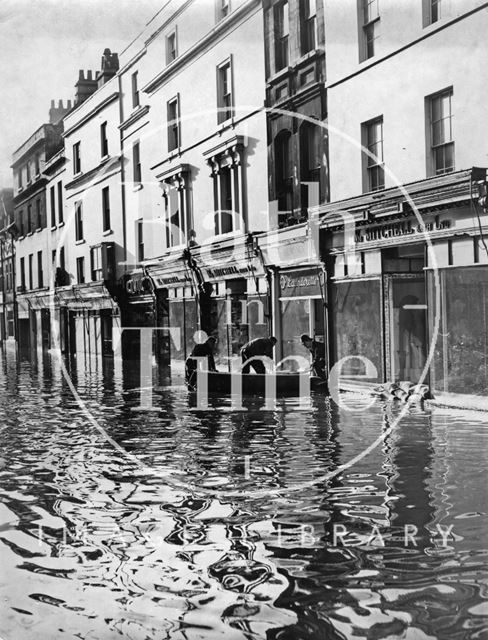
[0,350,487,640]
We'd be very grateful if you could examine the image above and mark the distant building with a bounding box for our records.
[0,188,15,340]
[11,99,71,350]
[60,50,121,369]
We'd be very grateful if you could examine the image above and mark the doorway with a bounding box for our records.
[384,274,427,383]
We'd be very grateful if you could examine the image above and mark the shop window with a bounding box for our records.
[167,96,180,152]
[37,251,43,288]
[430,268,488,395]
[75,201,83,241]
[275,129,293,221]
[274,2,289,71]
[73,141,81,174]
[101,311,113,355]
[131,71,139,109]
[100,121,108,157]
[50,186,56,227]
[362,116,384,192]
[427,87,454,176]
[102,186,111,232]
[217,58,233,124]
[90,245,103,281]
[77,256,85,284]
[166,30,177,64]
[300,0,317,54]
[359,0,380,61]
[57,181,63,223]
[330,279,383,382]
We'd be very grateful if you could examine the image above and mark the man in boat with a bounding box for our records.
[240,336,277,374]
[300,334,327,380]
[185,335,217,381]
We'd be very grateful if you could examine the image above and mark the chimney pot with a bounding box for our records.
[79,69,84,80]
[58,99,63,108]
[50,99,55,107]
[87,70,92,80]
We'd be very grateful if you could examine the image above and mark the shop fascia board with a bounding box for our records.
[319,168,484,229]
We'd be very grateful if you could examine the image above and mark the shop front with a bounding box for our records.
[257,223,326,370]
[278,266,326,370]
[195,237,269,370]
[321,167,488,395]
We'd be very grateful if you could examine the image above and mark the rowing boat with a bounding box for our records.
[186,370,328,395]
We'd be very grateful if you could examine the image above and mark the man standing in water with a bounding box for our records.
[185,335,218,381]
[300,334,327,380]
[241,336,277,374]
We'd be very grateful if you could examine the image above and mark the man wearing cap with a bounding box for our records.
[300,334,327,379]
[241,336,277,374]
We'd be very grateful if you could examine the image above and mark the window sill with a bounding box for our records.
[75,239,86,245]
[102,229,113,237]
[133,183,143,191]
[267,65,292,85]
[18,235,25,241]
[35,227,42,233]
[27,232,33,237]
[73,171,83,179]
[58,221,65,228]
[217,118,235,133]
[51,225,57,231]
[101,154,109,162]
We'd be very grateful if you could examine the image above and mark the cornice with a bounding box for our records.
[119,105,150,131]
[142,0,260,95]
[63,92,120,138]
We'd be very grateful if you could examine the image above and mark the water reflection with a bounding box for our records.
[0,347,487,639]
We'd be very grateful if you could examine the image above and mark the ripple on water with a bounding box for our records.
[0,352,487,639]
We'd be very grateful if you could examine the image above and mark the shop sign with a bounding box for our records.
[280,268,323,297]
[354,215,451,244]
[153,273,190,288]
[125,274,154,295]
[202,258,265,282]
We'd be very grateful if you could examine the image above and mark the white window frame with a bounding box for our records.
[166,28,178,65]
[362,116,384,193]
[427,87,454,176]
[216,57,234,125]
[167,94,180,153]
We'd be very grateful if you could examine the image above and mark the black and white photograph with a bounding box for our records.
[0,0,487,638]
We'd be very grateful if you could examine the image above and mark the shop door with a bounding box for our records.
[384,274,427,383]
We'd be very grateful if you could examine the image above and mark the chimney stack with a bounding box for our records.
[96,48,119,88]
[74,69,98,105]
[49,98,70,124]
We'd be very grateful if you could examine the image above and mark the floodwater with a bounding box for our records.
[0,348,487,640]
